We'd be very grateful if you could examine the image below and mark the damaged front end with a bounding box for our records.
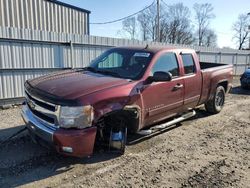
[22,88,98,157]
[94,105,140,154]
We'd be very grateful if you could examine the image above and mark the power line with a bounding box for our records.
[90,1,156,25]
[161,0,168,8]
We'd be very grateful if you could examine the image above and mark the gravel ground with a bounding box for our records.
[0,78,249,188]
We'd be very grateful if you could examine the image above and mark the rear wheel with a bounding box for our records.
[205,86,225,114]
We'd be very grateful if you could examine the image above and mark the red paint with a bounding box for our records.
[53,127,97,157]
[27,47,233,157]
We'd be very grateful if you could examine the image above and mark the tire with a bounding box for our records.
[205,86,225,114]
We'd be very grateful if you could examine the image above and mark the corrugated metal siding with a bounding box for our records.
[0,0,89,35]
[0,69,56,99]
[0,26,250,104]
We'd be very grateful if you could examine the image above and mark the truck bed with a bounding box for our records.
[200,62,229,70]
[198,62,233,105]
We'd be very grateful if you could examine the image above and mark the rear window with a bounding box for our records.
[181,54,196,74]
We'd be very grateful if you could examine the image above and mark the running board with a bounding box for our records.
[137,110,196,136]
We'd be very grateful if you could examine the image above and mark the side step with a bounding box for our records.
[137,110,196,136]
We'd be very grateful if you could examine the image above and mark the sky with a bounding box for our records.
[60,0,250,49]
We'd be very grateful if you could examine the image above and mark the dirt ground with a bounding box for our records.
[0,78,249,188]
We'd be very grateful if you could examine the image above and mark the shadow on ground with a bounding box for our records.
[0,126,121,188]
[230,86,250,95]
[0,108,213,188]
[127,108,211,145]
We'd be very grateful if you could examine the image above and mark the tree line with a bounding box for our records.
[119,2,250,50]
[119,2,217,47]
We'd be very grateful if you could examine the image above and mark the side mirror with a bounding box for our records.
[150,71,172,82]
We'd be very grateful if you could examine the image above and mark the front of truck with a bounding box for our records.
[22,77,99,157]
[21,47,154,157]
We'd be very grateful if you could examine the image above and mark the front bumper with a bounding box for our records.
[21,105,97,157]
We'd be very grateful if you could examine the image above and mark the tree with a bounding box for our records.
[193,3,215,46]
[121,17,137,39]
[163,3,194,45]
[137,11,150,41]
[137,5,158,41]
[137,3,194,44]
[232,14,250,50]
[203,29,217,47]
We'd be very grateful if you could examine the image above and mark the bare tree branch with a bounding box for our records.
[193,3,215,46]
[163,3,195,44]
[121,17,137,40]
[232,14,250,50]
[136,3,195,44]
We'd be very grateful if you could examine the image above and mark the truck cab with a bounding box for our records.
[140,48,203,126]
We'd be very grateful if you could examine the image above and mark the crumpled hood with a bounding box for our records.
[27,70,129,100]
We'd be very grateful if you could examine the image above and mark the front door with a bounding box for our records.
[141,52,184,127]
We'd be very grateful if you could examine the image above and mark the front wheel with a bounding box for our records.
[108,117,127,154]
[205,86,225,114]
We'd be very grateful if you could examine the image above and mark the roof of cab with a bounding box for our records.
[114,45,195,54]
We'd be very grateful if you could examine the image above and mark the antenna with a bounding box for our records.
[144,44,149,49]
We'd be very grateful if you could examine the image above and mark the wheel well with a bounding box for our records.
[99,109,140,134]
[218,81,228,92]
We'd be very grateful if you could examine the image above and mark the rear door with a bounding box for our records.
[180,52,202,110]
[141,52,184,126]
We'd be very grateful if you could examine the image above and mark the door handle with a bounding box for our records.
[173,83,183,90]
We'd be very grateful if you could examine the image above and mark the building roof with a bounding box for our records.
[46,0,91,14]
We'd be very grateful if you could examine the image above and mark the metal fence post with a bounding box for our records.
[245,55,248,71]
[196,51,200,60]
[235,53,238,75]
[232,54,235,75]
[70,40,74,68]
[248,54,250,69]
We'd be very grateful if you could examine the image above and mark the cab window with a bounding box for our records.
[151,52,179,77]
[181,54,196,74]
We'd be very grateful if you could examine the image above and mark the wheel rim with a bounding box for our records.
[215,90,224,107]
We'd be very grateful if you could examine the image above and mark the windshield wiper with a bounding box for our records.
[95,70,122,78]
[78,67,121,78]
[79,67,97,73]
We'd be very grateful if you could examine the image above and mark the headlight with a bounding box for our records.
[59,105,94,129]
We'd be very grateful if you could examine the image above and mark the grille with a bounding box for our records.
[25,90,59,129]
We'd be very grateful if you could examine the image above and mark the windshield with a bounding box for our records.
[88,48,154,80]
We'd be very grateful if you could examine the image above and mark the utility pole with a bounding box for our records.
[157,0,160,42]
[248,12,250,49]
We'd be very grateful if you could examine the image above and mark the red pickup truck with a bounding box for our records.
[21,46,233,157]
